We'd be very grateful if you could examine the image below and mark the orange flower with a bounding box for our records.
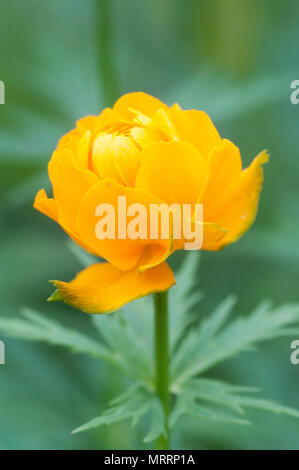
[34,92,268,313]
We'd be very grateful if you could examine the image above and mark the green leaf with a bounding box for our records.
[0,308,113,363]
[0,308,154,386]
[143,398,166,443]
[169,251,203,351]
[0,307,153,386]
[109,382,142,406]
[170,391,250,428]
[92,313,153,386]
[171,295,237,384]
[172,301,299,387]
[72,384,148,434]
[195,295,237,343]
[171,378,299,427]
[72,384,164,443]
[178,378,256,414]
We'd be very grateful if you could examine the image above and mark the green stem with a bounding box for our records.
[95,0,119,105]
[154,291,170,450]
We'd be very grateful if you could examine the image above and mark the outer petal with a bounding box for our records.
[49,261,175,314]
[57,131,92,170]
[168,104,222,158]
[135,141,209,206]
[48,148,99,230]
[76,178,173,271]
[113,92,168,119]
[137,241,174,273]
[34,188,100,256]
[33,189,59,222]
[204,149,269,247]
[201,222,228,250]
[203,139,242,214]
[75,130,92,169]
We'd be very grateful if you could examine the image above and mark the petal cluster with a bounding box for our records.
[34,92,268,313]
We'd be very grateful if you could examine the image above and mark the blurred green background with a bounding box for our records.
[0,0,299,450]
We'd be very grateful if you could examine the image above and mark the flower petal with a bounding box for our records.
[205,150,269,247]
[75,130,92,169]
[203,139,242,214]
[168,104,222,158]
[76,108,116,133]
[135,141,209,206]
[201,222,228,250]
[49,261,175,314]
[113,92,168,119]
[91,134,140,186]
[76,178,172,271]
[33,189,59,222]
[137,241,174,273]
[34,188,100,256]
[48,148,99,230]
[56,130,91,170]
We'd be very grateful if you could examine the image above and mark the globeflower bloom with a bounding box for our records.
[34,92,268,313]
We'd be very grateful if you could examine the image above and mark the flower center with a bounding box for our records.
[91,124,141,187]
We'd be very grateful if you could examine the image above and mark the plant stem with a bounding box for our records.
[154,291,170,450]
[95,0,119,106]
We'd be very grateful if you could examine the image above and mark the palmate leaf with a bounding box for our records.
[172,299,299,387]
[67,239,152,384]
[72,383,165,444]
[0,308,112,363]
[0,307,151,385]
[170,392,250,428]
[143,398,166,444]
[92,313,153,386]
[66,239,153,385]
[72,384,147,434]
[170,378,299,428]
[169,251,203,351]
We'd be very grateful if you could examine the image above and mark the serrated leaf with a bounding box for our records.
[72,384,164,443]
[109,382,142,406]
[170,391,250,428]
[143,398,166,443]
[0,308,113,363]
[177,378,253,414]
[171,295,237,383]
[187,402,251,426]
[172,301,299,387]
[169,251,203,350]
[232,396,299,419]
[72,385,147,434]
[92,313,153,385]
[173,378,299,425]
[197,295,238,341]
